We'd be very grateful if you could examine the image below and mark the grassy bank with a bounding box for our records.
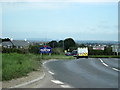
[0,53,2,81]
[2,53,74,81]
[89,55,120,58]
[40,54,75,60]
[2,53,41,81]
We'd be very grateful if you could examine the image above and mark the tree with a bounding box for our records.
[52,48,64,55]
[29,45,41,54]
[58,40,64,48]
[64,38,76,50]
[48,40,58,48]
[78,44,86,47]
[104,47,113,55]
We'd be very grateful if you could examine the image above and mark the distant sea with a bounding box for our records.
[26,38,119,45]
[76,40,119,45]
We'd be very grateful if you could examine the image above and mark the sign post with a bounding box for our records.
[40,46,52,56]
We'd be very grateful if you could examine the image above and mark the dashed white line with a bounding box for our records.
[102,63,108,67]
[48,71,55,75]
[51,80,73,88]
[100,59,104,63]
[112,68,120,72]
[99,58,119,72]
[60,85,72,88]
[99,58,109,67]
[51,80,64,85]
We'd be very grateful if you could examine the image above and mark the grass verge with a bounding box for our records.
[89,55,120,58]
[0,53,2,81]
[2,53,74,81]
[2,53,41,81]
[3,53,119,81]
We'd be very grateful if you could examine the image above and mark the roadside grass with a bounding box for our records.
[40,54,75,60]
[0,53,2,81]
[2,53,74,81]
[2,53,41,81]
[2,53,119,81]
[89,55,120,58]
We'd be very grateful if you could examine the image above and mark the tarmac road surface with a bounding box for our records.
[43,58,119,88]
[6,58,119,88]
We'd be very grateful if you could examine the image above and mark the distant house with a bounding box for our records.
[2,40,30,49]
[112,45,120,53]
[93,45,105,50]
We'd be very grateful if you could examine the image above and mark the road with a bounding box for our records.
[9,58,119,88]
[41,58,119,88]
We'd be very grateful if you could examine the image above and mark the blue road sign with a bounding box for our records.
[40,46,52,53]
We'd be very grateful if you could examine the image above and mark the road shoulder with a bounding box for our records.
[2,68,44,88]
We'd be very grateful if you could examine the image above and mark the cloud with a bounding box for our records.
[0,0,119,2]
[1,2,71,11]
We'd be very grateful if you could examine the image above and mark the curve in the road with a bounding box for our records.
[99,58,120,72]
[44,58,118,88]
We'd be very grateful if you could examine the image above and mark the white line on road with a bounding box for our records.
[43,59,58,65]
[99,58,119,72]
[48,71,55,75]
[112,68,120,72]
[60,85,72,88]
[51,80,64,85]
[100,59,104,63]
[102,63,108,67]
[99,58,109,67]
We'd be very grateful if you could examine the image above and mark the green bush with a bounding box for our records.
[88,47,114,55]
[2,48,28,54]
[52,48,64,55]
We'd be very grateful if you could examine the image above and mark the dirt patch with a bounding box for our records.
[2,68,44,88]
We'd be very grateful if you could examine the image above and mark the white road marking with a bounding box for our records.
[51,80,64,85]
[112,68,120,72]
[102,63,108,67]
[99,58,119,72]
[43,59,58,65]
[48,71,55,75]
[100,59,104,63]
[99,58,108,67]
[43,61,47,65]
[61,85,72,88]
